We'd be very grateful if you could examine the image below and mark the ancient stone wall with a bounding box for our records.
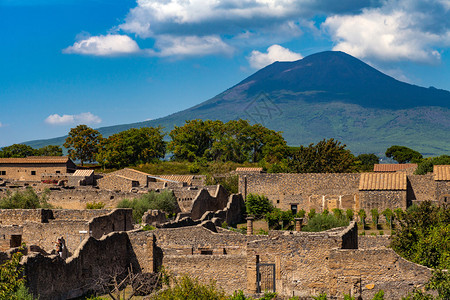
[328,249,431,299]
[358,235,391,249]
[407,174,436,201]
[97,175,139,192]
[0,163,69,182]
[22,232,137,300]
[0,209,54,224]
[109,168,150,186]
[88,208,133,239]
[436,181,450,203]
[359,190,407,211]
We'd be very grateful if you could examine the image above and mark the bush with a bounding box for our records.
[0,188,52,209]
[245,194,273,218]
[308,209,316,220]
[117,190,177,223]
[86,202,105,209]
[303,214,349,232]
[372,290,384,300]
[346,209,354,221]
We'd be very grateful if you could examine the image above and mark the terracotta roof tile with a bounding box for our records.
[0,156,70,164]
[235,167,263,172]
[156,175,194,185]
[373,164,417,172]
[434,165,450,181]
[72,169,94,177]
[359,172,407,190]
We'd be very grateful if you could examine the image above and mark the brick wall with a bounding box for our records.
[407,174,436,201]
[359,190,407,211]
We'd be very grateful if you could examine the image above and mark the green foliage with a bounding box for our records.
[85,202,105,209]
[96,127,166,169]
[372,290,385,300]
[382,208,394,229]
[287,139,355,173]
[344,294,356,300]
[147,275,227,300]
[308,209,316,220]
[302,213,349,232]
[0,188,52,209]
[260,292,277,299]
[391,201,450,269]
[0,144,37,158]
[370,208,379,226]
[346,209,354,221]
[265,209,296,229]
[358,209,367,226]
[415,155,450,175]
[228,290,248,300]
[36,145,63,156]
[296,209,306,218]
[386,145,422,164]
[117,190,177,223]
[403,269,450,300]
[0,245,35,300]
[142,224,156,231]
[332,208,344,219]
[379,230,384,235]
[312,293,328,300]
[355,153,380,171]
[168,119,287,163]
[245,194,273,218]
[206,175,239,194]
[64,125,103,166]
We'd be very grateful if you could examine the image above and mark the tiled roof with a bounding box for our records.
[123,168,151,175]
[434,165,450,181]
[235,167,263,172]
[373,164,417,172]
[359,173,407,190]
[0,156,70,164]
[156,175,195,185]
[72,169,94,177]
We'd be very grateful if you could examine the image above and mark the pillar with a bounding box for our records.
[294,218,303,232]
[247,216,254,235]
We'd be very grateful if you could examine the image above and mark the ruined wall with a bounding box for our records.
[239,173,360,212]
[328,249,431,299]
[407,174,436,201]
[436,181,450,203]
[358,235,391,249]
[359,190,407,211]
[110,168,150,186]
[0,209,53,224]
[22,232,137,300]
[88,208,133,239]
[190,185,229,220]
[0,163,69,182]
[0,225,23,251]
[97,175,139,192]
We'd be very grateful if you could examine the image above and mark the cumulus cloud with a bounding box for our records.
[149,35,234,57]
[323,0,450,63]
[248,44,303,69]
[45,112,102,126]
[63,34,140,56]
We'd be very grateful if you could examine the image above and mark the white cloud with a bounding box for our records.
[247,44,303,69]
[323,1,450,63]
[0,122,3,128]
[63,34,140,56]
[149,35,234,57]
[45,112,102,126]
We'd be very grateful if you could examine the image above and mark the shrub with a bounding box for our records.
[303,214,349,232]
[86,201,105,209]
[0,187,52,209]
[245,194,273,218]
[0,245,34,299]
[308,209,316,220]
[358,209,367,226]
[372,290,385,300]
[371,208,379,227]
[379,230,384,235]
[117,190,177,223]
[332,208,343,219]
[296,209,306,218]
[346,209,354,221]
[313,294,328,300]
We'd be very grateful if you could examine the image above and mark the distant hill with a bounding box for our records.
[25,51,450,156]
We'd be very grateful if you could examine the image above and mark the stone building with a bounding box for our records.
[0,156,76,182]
[68,169,94,186]
[434,165,450,203]
[373,163,417,174]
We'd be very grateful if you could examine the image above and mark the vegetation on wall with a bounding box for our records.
[0,188,53,209]
[245,193,274,218]
[117,190,177,223]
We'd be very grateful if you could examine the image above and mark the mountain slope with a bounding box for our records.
[25,51,450,156]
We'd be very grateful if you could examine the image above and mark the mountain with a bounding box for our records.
[25,51,450,156]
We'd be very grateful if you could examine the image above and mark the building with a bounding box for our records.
[0,156,77,182]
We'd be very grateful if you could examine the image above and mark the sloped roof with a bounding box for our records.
[434,165,450,181]
[373,164,417,172]
[156,175,194,185]
[0,156,71,164]
[72,169,94,177]
[359,173,407,190]
[235,167,263,172]
[122,168,151,176]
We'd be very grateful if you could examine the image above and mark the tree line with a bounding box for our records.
[1,120,448,173]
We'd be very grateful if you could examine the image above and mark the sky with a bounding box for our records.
[1,0,450,147]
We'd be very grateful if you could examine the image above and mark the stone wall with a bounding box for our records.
[407,174,436,201]
[436,181,450,203]
[22,232,137,300]
[0,209,54,224]
[239,173,360,212]
[358,235,391,249]
[0,163,70,182]
[190,185,229,220]
[88,208,133,239]
[97,175,139,192]
[359,190,407,211]
[109,168,150,187]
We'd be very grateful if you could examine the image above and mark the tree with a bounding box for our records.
[0,144,36,158]
[0,188,52,209]
[345,209,354,221]
[245,194,273,218]
[0,245,34,299]
[415,155,450,175]
[358,209,367,227]
[36,145,63,156]
[382,208,394,230]
[356,153,379,171]
[97,127,166,169]
[370,208,379,228]
[287,139,355,173]
[64,125,102,166]
[385,145,422,164]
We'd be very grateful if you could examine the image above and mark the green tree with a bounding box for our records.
[64,125,102,166]
[382,208,394,229]
[308,209,316,220]
[358,209,367,227]
[356,153,379,171]
[303,213,349,232]
[415,155,450,175]
[332,208,344,219]
[287,139,355,173]
[0,144,36,158]
[0,188,52,209]
[346,209,354,221]
[385,145,422,164]
[391,201,449,269]
[0,245,34,299]
[97,127,166,169]
[245,194,273,218]
[371,208,379,228]
[37,145,63,156]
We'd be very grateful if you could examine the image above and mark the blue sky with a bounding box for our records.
[1,0,450,147]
